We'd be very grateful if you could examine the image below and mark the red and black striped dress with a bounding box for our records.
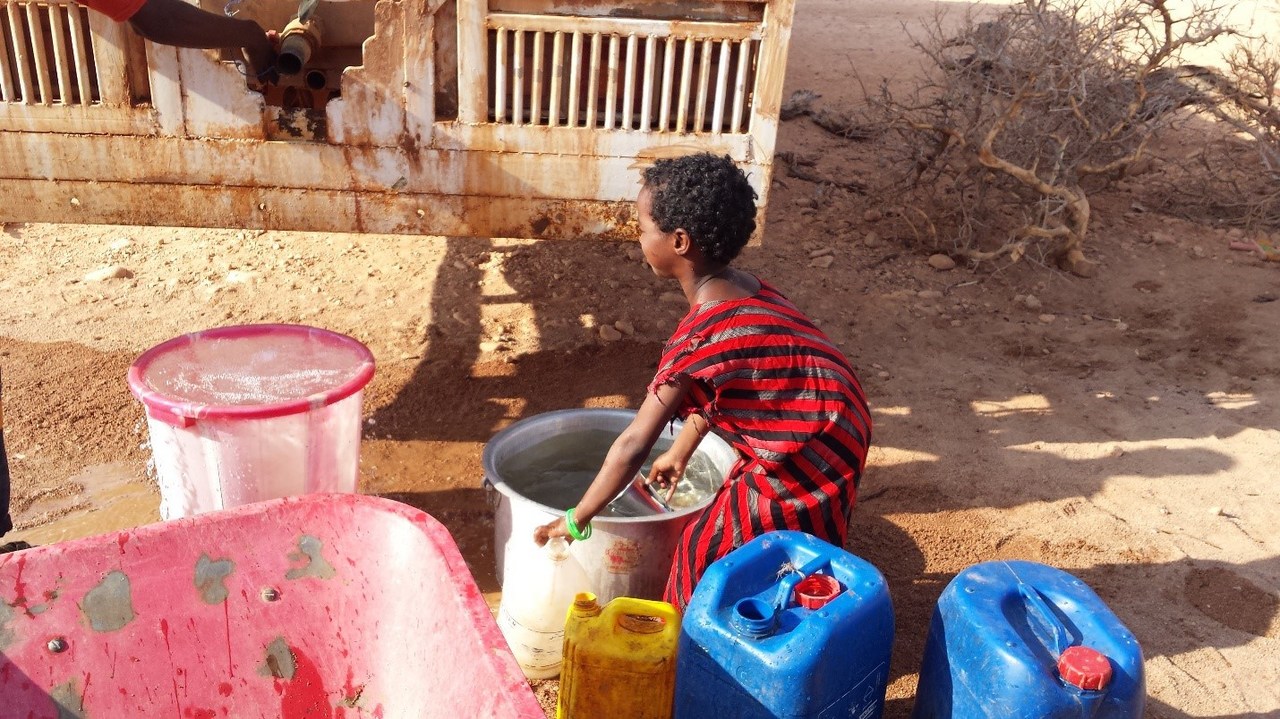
[651,279,872,610]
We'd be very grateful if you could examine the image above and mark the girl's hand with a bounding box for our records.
[646,451,686,503]
[533,516,571,546]
[242,26,279,84]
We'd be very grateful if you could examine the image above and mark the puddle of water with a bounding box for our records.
[10,462,160,546]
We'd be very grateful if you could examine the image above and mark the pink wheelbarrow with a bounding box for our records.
[0,494,544,718]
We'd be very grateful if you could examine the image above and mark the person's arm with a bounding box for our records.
[534,377,693,544]
[128,0,276,80]
[645,412,708,502]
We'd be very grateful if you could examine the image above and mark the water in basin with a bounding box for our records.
[495,428,725,517]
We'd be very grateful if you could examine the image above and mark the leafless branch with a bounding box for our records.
[862,0,1237,276]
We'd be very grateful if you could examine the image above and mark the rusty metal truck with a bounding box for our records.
[0,0,795,239]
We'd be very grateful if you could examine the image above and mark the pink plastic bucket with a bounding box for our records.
[128,324,375,519]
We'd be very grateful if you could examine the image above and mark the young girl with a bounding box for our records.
[534,153,872,610]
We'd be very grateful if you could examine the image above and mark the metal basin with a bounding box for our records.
[483,408,737,603]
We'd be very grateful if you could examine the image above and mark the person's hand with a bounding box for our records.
[241,25,279,85]
[533,516,570,546]
[646,451,685,503]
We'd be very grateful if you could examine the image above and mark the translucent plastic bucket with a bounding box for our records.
[127,324,375,519]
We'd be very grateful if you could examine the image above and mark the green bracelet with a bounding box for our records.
[565,508,592,541]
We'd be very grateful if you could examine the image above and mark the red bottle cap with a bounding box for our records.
[794,574,842,610]
[1058,646,1113,690]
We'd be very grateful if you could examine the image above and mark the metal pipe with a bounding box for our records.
[278,17,322,76]
[305,69,327,90]
[695,39,713,133]
[68,5,93,105]
[567,30,582,128]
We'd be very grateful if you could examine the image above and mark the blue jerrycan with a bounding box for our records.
[912,561,1145,719]
[675,530,894,719]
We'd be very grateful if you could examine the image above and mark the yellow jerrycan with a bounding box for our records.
[558,594,681,719]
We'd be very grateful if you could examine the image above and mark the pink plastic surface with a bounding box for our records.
[128,324,376,427]
[0,494,544,718]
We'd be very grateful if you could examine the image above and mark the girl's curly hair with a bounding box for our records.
[642,153,757,265]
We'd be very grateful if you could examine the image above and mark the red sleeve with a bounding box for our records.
[78,0,149,23]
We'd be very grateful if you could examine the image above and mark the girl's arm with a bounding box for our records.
[535,376,692,544]
[128,0,277,80]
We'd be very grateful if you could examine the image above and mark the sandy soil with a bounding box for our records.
[3,1,1279,717]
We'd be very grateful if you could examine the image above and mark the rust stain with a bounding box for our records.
[285,535,336,581]
[81,570,136,633]
[28,587,61,615]
[194,554,235,605]
[258,636,297,680]
[50,678,87,719]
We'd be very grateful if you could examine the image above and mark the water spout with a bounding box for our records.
[278,17,323,76]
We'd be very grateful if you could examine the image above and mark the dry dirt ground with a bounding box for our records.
[3,1,1279,717]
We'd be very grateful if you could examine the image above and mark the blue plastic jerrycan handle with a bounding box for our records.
[773,555,837,611]
[1018,583,1075,657]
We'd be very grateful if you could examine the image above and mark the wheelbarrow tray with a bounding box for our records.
[0,493,543,718]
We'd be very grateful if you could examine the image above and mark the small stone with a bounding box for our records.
[599,325,623,342]
[928,254,956,271]
[1227,228,1245,238]
[1209,506,1223,516]
[225,270,256,284]
[1149,231,1176,245]
[614,320,635,336]
[808,247,834,259]
[479,341,503,353]
[917,290,943,300]
[1192,245,1206,258]
[660,291,685,304]
[109,238,133,251]
[1116,322,1129,332]
[1082,314,1093,322]
[1039,314,1056,324]
[70,197,81,207]
[950,319,962,327]
[809,255,835,269]
[863,231,884,248]
[1023,295,1042,310]
[863,209,883,223]
[877,371,891,380]
[794,197,818,209]
[83,265,133,282]
[625,245,644,262]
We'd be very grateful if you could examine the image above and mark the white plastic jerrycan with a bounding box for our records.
[497,536,594,679]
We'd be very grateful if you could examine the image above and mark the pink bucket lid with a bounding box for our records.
[128,324,375,427]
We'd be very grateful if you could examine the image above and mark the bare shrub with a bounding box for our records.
[1128,39,1280,236]
[1187,42,1278,230]
[869,0,1233,276]
[1215,41,1280,178]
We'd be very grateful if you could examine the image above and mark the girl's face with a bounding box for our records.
[637,186,675,277]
